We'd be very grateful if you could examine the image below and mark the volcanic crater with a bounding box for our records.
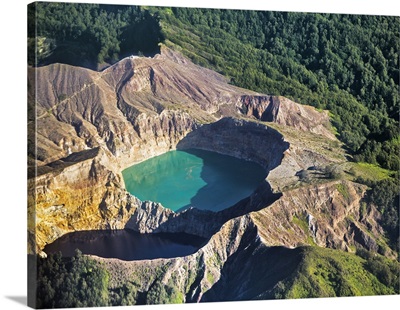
[28,46,395,301]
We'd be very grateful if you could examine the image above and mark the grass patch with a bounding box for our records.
[306,236,317,246]
[184,268,197,294]
[346,162,392,182]
[284,247,399,299]
[292,214,309,234]
[292,214,316,246]
[335,182,350,201]
[206,271,215,284]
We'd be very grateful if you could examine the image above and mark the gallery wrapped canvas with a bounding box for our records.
[27,1,399,308]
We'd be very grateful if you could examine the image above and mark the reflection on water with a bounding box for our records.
[122,149,267,212]
[44,230,206,261]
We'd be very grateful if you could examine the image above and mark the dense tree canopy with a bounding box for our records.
[36,250,109,308]
[28,3,163,69]
[367,176,399,254]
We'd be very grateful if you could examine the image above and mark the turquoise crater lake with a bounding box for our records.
[122,149,267,212]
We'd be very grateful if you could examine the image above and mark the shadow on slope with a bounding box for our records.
[176,117,289,172]
[200,225,303,301]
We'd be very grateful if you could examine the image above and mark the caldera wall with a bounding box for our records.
[124,118,288,237]
[30,116,290,254]
[177,117,289,172]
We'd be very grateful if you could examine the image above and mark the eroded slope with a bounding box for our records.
[29,47,343,253]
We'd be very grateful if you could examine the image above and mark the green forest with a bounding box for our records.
[28,3,163,68]
[36,250,109,308]
[35,250,192,307]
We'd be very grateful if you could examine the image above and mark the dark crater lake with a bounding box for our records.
[44,230,206,261]
[122,149,267,212]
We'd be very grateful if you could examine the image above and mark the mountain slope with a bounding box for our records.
[91,211,399,305]
[279,246,399,298]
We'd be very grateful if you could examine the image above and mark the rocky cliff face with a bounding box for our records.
[28,147,138,253]
[94,215,270,303]
[29,46,334,169]
[237,95,335,140]
[177,117,289,171]
[92,180,393,303]
[250,180,395,258]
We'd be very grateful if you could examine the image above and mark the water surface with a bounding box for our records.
[122,149,266,212]
[44,230,205,261]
